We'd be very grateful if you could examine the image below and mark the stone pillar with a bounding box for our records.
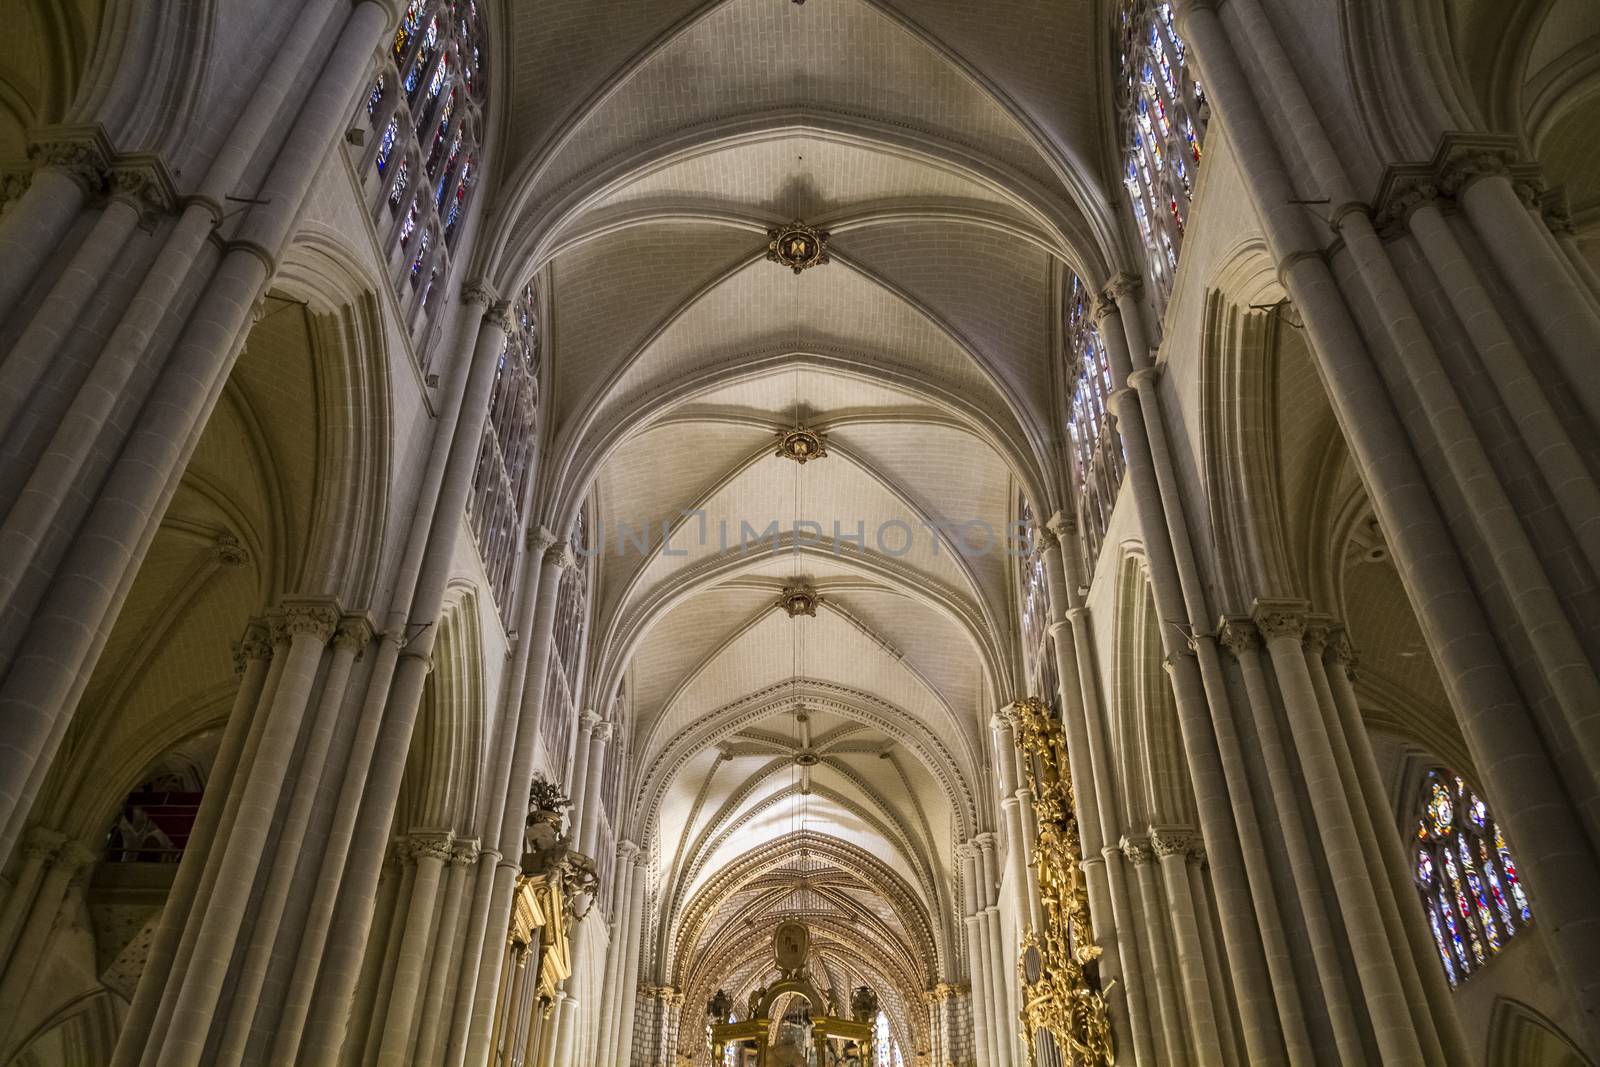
[446,527,557,1067]
[976,834,1015,1067]
[1216,616,1364,1063]
[959,846,995,1067]
[1151,829,1228,1064]
[151,602,338,1067]
[1254,600,1424,1064]
[1120,836,1188,1067]
[576,721,612,856]
[0,834,96,1045]
[1173,0,1600,1038]
[413,838,480,1065]
[595,843,637,1067]
[374,831,457,1066]
[565,712,599,850]
[615,855,649,1066]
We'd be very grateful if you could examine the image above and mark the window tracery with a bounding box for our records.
[1065,278,1124,574]
[359,0,486,359]
[1115,0,1207,319]
[1413,768,1531,985]
[1017,495,1056,700]
[541,509,592,772]
[468,283,540,614]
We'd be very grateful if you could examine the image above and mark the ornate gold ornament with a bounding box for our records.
[778,585,822,618]
[766,220,830,273]
[1013,696,1115,1066]
[775,426,828,464]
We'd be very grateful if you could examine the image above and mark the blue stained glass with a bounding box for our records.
[388,160,410,209]
[411,229,431,277]
[1495,826,1532,920]
[375,117,399,174]
[1439,888,1470,974]
[1427,904,1456,986]
[367,74,386,116]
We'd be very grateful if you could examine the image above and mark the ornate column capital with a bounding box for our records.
[1250,598,1308,643]
[579,708,603,734]
[1540,188,1575,234]
[1216,616,1257,660]
[275,601,340,643]
[26,125,113,193]
[1045,511,1075,541]
[1091,290,1121,324]
[1120,834,1153,867]
[544,540,574,570]
[1303,614,1335,655]
[486,299,515,333]
[1433,134,1520,198]
[460,279,499,307]
[333,616,376,657]
[232,619,274,674]
[108,156,179,225]
[591,720,616,745]
[1103,272,1142,302]
[406,830,455,864]
[617,839,641,859]
[451,838,481,865]
[527,525,557,553]
[1150,827,1204,862]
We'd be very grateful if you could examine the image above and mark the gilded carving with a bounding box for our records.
[766,220,830,274]
[1013,696,1115,1066]
[775,426,828,463]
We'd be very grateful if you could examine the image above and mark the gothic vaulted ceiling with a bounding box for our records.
[482,0,1124,1038]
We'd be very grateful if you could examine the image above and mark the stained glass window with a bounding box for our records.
[1065,276,1125,573]
[1016,494,1056,701]
[1115,0,1208,319]
[469,283,542,616]
[1414,768,1531,986]
[360,0,488,357]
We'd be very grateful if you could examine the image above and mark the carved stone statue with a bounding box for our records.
[850,985,879,1021]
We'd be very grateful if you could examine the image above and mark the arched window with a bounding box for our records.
[1413,768,1532,985]
[468,282,541,614]
[1016,494,1056,702]
[542,507,592,772]
[1115,0,1208,319]
[359,0,487,360]
[1065,277,1124,574]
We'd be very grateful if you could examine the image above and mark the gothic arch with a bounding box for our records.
[1484,996,1595,1067]
[398,582,488,836]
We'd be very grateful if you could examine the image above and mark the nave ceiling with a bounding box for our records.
[481,0,1123,1031]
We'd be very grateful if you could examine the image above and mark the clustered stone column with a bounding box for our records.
[595,843,647,1066]
[1167,0,1600,1051]
[958,836,1015,1067]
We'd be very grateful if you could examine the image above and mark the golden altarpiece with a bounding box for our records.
[1014,697,1115,1066]
[706,920,875,1066]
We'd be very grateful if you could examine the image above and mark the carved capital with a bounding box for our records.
[232,620,274,674]
[1120,834,1153,866]
[1150,827,1203,861]
[211,532,249,567]
[27,127,113,193]
[279,602,340,643]
[108,157,178,223]
[0,168,31,209]
[591,721,616,745]
[406,831,455,864]
[1303,615,1335,655]
[527,526,557,553]
[1371,165,1440,231]
[1251,599,1307,643]
[486,299,515,334]
[452,837,482,866]
[333,617,375,655]
[1435,138,1518,198]
[1104,272,1142,301]
[544,540,574,570]
[579,708,603,733]
[1091,291,1120,324]
[1216,616,1257,659]
[1540,189,1575,234]
[460,279,498,307]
